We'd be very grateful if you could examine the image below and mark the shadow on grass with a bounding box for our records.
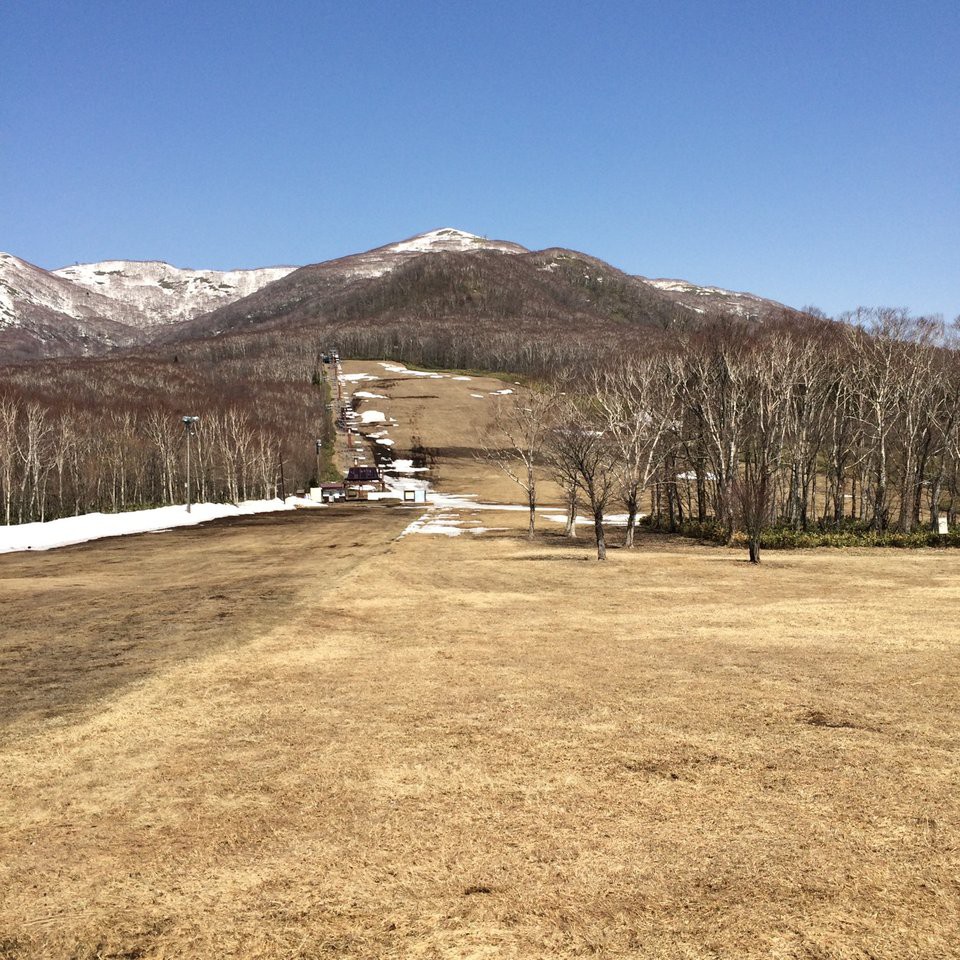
[510,553,596,562]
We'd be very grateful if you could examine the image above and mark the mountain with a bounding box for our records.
[1,253,297,360]
[0,252,137,360]
[1,229,792,362]
[162,229,787,346]
[52,260,297,327]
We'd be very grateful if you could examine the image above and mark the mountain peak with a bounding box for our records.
[388,228,528,256]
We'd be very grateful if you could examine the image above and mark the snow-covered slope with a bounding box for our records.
[53,260,297,328]
[1,252,122,329]
[0,252,138,358]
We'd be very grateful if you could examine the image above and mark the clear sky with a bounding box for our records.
[2,0,958,318]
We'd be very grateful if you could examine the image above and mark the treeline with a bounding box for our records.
[0,355,326,524]
[3,302,958,548]
[178,320,644,380]
[488,309,960,560]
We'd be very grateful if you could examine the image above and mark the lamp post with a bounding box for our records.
[182,416,199,512]
[315,438,322,485]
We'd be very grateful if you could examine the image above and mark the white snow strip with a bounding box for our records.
[452,376,472,381]
[379,361,444,379]
[376,438,395,446]
[341,373,378,382]
[543,514,592,526]
[470,393,485,399]
[353,390,387,399]
[360,409,386,424]
[542,512,644,527]
[490,388,514,395]
[0,497,322,554]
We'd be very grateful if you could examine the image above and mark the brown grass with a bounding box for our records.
[2,366,959,958]
[341,361,563,504]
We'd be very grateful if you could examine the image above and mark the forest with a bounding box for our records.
[1,307,958,563]
[484,308,960,560]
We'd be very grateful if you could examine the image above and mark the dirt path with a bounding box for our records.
[0,504,412,737]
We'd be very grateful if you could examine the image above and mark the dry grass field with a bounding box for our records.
[2,363,959,958]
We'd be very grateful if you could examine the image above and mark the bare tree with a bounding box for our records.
[479,387,556,539]
[551,396,618,560]
[674,328,751,541]
[0,396,19,525]
[593,355,676,547]
[732,342,795,562]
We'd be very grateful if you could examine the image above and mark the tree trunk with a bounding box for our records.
[624,489,639,548]
[594,512,607,561]
[748,539,761,564]
[929,475,943,531]
[696,461,707,522]
[564,487,578,539]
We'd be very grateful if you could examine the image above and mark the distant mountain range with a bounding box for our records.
[0,229,791,361]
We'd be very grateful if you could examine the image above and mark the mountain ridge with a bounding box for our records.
[1,229,792,361]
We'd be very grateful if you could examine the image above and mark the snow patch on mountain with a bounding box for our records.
[52,260,297,327]
[642,276,784,318]
[647,278,757,298]
[327,228,528,281]
[391,228,526,256]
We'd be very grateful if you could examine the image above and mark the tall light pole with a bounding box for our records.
[182,416,199,512]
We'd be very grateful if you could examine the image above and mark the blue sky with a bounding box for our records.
[2,0,958,318]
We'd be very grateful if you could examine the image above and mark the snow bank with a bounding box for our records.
[0,497,322,554]
[360,409,386,424]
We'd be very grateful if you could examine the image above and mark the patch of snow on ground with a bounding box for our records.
[360,409,386,423]
[341,373,378,382]
[378,361,444,379]
[399,512,464,537]
[491,389,514,395]
[470,393,485,399]
[543,514,592,526]
[376,438,395,446]
[385,459,429,473]
[543,512,644,527]
[452,376,472,381]
[0,497,322,554]
[353,390,386,399]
